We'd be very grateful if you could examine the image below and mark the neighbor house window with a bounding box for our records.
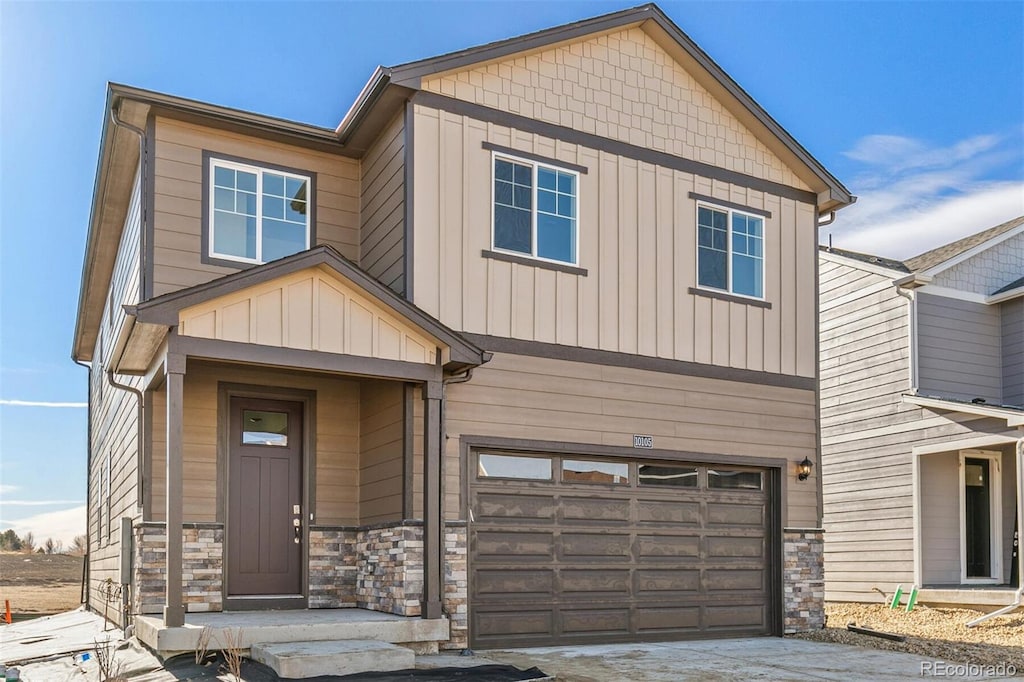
[697,204,764,298]
[492,155,578,265]
[208,157,312,265]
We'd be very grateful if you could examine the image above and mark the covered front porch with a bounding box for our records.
[111,246,487,652]
[908,396,1024,609]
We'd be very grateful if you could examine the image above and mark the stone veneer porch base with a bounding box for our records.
[133,520,468,650]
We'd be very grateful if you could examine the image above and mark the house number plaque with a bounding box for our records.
[633,435,654,449]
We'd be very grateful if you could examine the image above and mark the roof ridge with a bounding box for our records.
[904,214,1024,273]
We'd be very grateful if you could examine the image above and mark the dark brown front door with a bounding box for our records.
[227,398,303,602]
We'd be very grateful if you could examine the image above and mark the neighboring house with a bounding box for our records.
[820,217,1024,608]
[73,4,854,655]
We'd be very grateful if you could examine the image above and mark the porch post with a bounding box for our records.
[163,352,186,627]
[422,380,443,619]
[1017,437,1023,589]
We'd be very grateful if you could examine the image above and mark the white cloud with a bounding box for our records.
[0,485,17,495]
[0,399,87,408]
[0,505,86,547]
[1,500,85,506]
[826,131,1024,260]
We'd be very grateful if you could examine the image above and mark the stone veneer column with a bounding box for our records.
[308,528,358,608]
[133,522,223,615]
[783,528,825,633]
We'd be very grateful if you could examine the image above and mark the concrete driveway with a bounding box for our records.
[466,638,1014,681]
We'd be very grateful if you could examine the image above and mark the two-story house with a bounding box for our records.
[820,217,1023,611]
[73,4,854,658]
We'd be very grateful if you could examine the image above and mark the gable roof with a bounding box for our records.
[130,245,489,370]
[360,3,853,212]
[903,215,1024,273]
[818,245,910,274]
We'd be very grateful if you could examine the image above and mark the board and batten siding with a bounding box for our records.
[917,293,1002,403]
[88,164,144,621]
[412,105,817,378]
[1002,298,1023,406]
[359,112,406,295]
[150,117,361,297]
[409,352,819,527]
[819,255,1022,599]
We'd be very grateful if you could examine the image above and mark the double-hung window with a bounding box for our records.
[208,157,312,265]
[697,203,764,299]
[492,154,578,265]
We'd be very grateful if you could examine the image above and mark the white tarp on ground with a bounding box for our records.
[0,609,167,682]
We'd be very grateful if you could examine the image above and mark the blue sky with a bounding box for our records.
[1,1,1022,544]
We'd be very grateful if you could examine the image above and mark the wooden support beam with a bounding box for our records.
[163,351,186,627]
[421,380,443,619]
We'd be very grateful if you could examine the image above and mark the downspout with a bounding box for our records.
[966,435,1024,627]
[73,358,92,609]
[109,104,147,302]
[894,286,918,394]
[437,368,473,623]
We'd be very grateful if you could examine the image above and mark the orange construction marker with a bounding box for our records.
[4,600,11,624]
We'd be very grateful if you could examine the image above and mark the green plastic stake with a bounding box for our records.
[905,586,918,612]
[890,584,903,609]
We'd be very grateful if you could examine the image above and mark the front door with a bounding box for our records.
[961,452,1002,583]
[227,397,303,605]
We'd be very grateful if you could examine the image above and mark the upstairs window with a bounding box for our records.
[492,155,578,265]
[207,157,312,265]
[697,204,764,299]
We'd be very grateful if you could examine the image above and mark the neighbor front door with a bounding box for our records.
[227,397,303,605]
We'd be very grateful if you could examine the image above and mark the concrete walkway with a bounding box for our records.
[463,638,1016,681]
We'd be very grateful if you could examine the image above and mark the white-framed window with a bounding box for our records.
[208,157,311,265]
[492,153,579,266]
[696,203,764,299]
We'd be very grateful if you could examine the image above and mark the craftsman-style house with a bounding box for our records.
[73,4,853,657]
[820,218,1023,610]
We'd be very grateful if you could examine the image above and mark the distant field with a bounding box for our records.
[0,552,84,616]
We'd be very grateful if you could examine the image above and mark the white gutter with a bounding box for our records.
[966,436,1024,627]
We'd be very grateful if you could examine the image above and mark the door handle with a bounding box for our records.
[294,525,301,544]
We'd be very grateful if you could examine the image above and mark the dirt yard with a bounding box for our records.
[0,552,84,617]
[790,602,1024,671]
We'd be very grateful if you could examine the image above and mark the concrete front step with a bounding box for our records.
[251,640,414,679]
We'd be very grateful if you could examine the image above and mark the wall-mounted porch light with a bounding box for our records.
[797,457,814,481]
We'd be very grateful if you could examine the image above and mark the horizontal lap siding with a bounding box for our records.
[413,106,817,379]
[359,381,404,524]
[89,165,144,618]
[149,362,360,526]
[359,113,405,294]
[423,352,818,527]
[151,118,360,297]
[917,293,1002,402]
[1002,299,1023,406]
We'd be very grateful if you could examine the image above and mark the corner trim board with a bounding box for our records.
[412,91,818,206]
[461,334,814,390]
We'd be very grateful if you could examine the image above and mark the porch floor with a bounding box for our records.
[135,608,450,656]
[918,586,1020,608]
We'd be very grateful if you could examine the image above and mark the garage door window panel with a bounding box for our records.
[562,459,629,484]
[478,453,552,480]
[638,464,698,487]
[708,469,763,490]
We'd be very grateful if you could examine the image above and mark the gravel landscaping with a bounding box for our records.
[789,602,1024,673]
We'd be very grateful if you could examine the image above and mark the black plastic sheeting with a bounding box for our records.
[150,653,547,682]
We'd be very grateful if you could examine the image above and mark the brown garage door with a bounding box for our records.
[469,452,778,648]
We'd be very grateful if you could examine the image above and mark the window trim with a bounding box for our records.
[693,200,766,301]
[201,151,317,269]
[490,150,581,268]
